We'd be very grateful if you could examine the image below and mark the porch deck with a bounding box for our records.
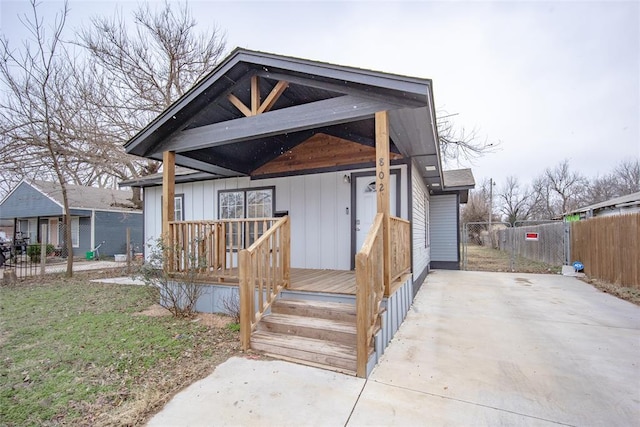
[289,269,356,295]
[191,268,357,295]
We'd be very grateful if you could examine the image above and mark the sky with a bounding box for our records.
[1,0,638,191]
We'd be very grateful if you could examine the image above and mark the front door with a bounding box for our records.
[353,172,398,261]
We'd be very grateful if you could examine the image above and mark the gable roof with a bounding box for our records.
[21,180,140,212]
[566,191,640,216]
[124,48,445,189]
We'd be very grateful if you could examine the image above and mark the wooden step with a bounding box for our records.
[271,298,356,322]
[251,331,358,374]
[257,313,356,345]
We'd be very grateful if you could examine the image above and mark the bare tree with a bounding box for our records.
[77,1,227,203]
[0,0,75,275]
[528,159,588,219]
[498,176,538,225]
[613,159,640,195]
[437,111,500,166]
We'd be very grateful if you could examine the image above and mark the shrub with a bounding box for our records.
[134,238,205,318]
[26,244,55,262]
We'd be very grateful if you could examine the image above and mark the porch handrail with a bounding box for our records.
[239,215,291,350]
[355,213,385,377]
[166,218,280,280]
[389,216,411,282]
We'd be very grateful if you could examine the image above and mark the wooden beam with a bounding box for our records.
[375,111,391,295]
[251,75,260,115]
[162,151,176,238]
[227,93,252,117]
[257,80,289,114]
[158,95,396,154]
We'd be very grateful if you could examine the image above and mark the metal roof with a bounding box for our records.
[567,191,640,215]
[124,48,446,189]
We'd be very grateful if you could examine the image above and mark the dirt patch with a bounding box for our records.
[135,304,235,328]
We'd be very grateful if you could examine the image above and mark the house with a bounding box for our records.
[564,191,640,221]
[122,48,474,377]
[0,180,143,258]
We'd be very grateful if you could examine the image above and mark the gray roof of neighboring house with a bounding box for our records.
[567,191,640,215]
[120,167,209,188]
[442,169,475,190]
[31,180,140,212]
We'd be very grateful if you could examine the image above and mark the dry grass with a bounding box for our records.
[464,244,561,274]
[580,277,640,306]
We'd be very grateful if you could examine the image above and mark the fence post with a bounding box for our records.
[126,227,131,274]
[40,224,47,277]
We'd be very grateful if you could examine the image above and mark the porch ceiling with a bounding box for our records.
[125,48,444,186]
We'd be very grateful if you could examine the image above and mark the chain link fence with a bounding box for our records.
[1,223,142,281]
[462,220,568,273]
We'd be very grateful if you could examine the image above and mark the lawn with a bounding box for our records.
[0,274,240,426]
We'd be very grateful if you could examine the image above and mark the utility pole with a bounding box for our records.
[489,178,493,229]
[489,178,494,247]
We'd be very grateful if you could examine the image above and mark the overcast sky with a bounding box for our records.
[1,0,638,189]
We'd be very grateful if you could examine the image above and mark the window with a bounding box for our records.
[219,187,274,247]
[160,194,184,221]
[71,217,79,248]
[219,188,274,219]
[174,195,184,221]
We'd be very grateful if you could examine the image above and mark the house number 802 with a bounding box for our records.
[378,157,385,192]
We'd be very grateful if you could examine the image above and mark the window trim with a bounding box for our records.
[174,194,184,221]
[218,186,276,220]
[71,217,80,248]
[160,193,185,221]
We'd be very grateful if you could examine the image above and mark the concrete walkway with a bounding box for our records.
[147,270,640,426]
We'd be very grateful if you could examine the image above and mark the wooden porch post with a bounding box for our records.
[375,111,391,295]
[161,151,176,239]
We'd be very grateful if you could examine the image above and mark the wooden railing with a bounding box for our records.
[166,218,279,281]
[239,216,291,350]
[390,216,411,282]
[355,213,385,377]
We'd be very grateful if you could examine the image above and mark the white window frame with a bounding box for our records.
[71,217,80,248]
[174,194,184,221]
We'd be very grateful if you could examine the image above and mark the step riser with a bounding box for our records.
[257,321,356,346]
[251,340,356,372]
[272,302,356,323]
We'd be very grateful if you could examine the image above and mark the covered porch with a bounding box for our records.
[124,49,443,377]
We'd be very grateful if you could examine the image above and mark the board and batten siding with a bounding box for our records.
[144,167,408,271]
[411,162,430,280]
[144,171,353,270]
[429,194,460,268]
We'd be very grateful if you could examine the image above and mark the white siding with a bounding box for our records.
[144,166,408,270]
[411,162,430,277]
[430,194,459,262]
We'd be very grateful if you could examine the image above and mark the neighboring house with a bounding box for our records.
[0,219,13,241]
[0,180,143,258]
[122,48,474,376]
[565,191,640,221]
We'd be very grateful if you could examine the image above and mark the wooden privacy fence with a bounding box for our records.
[239,216,291,350]
[355,213,385,377]
[571,213,639,288]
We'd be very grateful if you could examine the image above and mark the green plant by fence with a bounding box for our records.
[571,213,639,288]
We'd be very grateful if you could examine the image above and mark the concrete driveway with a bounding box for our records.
[148,270,640,426]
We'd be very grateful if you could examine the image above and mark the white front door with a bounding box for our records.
[355,173,397,252]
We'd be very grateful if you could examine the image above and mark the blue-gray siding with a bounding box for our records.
[0,182,62,218]
[94,211,143,257]
[429,194,459,262]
